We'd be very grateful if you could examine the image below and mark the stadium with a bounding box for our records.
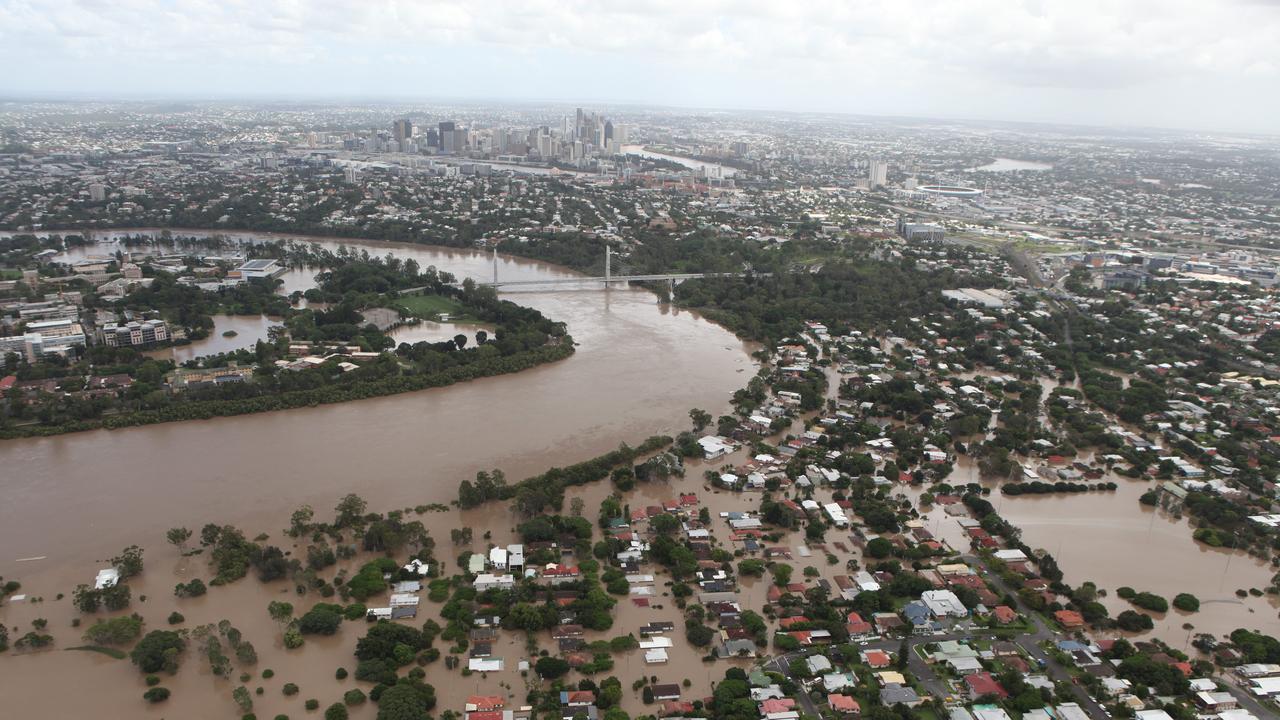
[918,185,983,197]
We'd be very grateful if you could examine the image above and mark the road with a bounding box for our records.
[759,553,1112,719]
[961,555,1109,719]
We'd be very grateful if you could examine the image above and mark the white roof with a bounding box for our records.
[94,568,120,589]
[644,648,669,664]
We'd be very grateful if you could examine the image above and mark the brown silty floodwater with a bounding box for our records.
[0,230,1274,716]
[0,231,759,717]
[914,455,1279,647]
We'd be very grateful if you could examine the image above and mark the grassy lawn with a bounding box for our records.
[394,293,470,320]
[0,269,23,280]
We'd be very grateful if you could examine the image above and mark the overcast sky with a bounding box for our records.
[2,0,1278,134]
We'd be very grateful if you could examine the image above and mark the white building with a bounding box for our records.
[473,573,515,592]
[921,590,969,618]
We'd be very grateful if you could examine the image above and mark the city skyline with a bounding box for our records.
[2,0,1279,135]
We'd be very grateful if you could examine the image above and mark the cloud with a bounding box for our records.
[0,0,1276,131]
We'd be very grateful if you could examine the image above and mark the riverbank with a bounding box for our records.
[0,342,575,440]
[3,242,578,440]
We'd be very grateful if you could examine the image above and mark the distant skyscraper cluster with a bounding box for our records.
[312,108,626,169]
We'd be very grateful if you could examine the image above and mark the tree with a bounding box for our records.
[298,605,343,635]
[112,545,145,580]
[166,527,192,551]
[233,685,253,713]
[325,703,349,720]
[771,563,793,587]
[268,601,294,623]
[686,623,714,647]
[131,630,186,674]
[334,493,368,528]
[175,579,207,598]
[101,584,132,610]
[865,537,894,559]
[535,656,571,679]
[284,506,313,538]
[376,681,436,720]
[1172,593,1200,612]
[72,584,101,613]
[651,513,680,535]
[689,408,712,431]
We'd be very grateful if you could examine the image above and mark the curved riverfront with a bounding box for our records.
[0,232,759,594]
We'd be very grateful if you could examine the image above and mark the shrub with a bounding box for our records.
[343,688,366,706]
[167,611,185,625]
[143,687,171,703]
[1116,610,1154,632]
[262,669,275,679]
[283,624,304,649]
[83,614,144,645]
[1172,593,1200,612]
[282,683,299,696]
[174,578,207,598]
[1116,586,1136,599]
[145,675,161,687]
[305,699,320,711]
[1130,592,1169,613]
[335,667,348,680]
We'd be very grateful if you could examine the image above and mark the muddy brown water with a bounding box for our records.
[0,231,759,716]
[1,230,1275,714]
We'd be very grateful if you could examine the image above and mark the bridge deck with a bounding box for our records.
[476,272,767,287]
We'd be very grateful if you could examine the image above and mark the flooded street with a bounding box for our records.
[912,469,1279,644]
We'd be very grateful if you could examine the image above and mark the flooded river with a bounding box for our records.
[0,230,758,599]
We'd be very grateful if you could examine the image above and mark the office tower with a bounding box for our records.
[89,183,107,202]
[869,159,888,188]
[393,119,413,143]
[575,108,584,139]
[343,167,360,184]
[438,121,456,153]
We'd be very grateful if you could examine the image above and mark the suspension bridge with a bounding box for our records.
[475,246,766,292]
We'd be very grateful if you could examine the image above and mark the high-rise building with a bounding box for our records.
[869,159,888,188]
[438,121,456,153]
[393,119,413,143]
[89,183,107,202]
